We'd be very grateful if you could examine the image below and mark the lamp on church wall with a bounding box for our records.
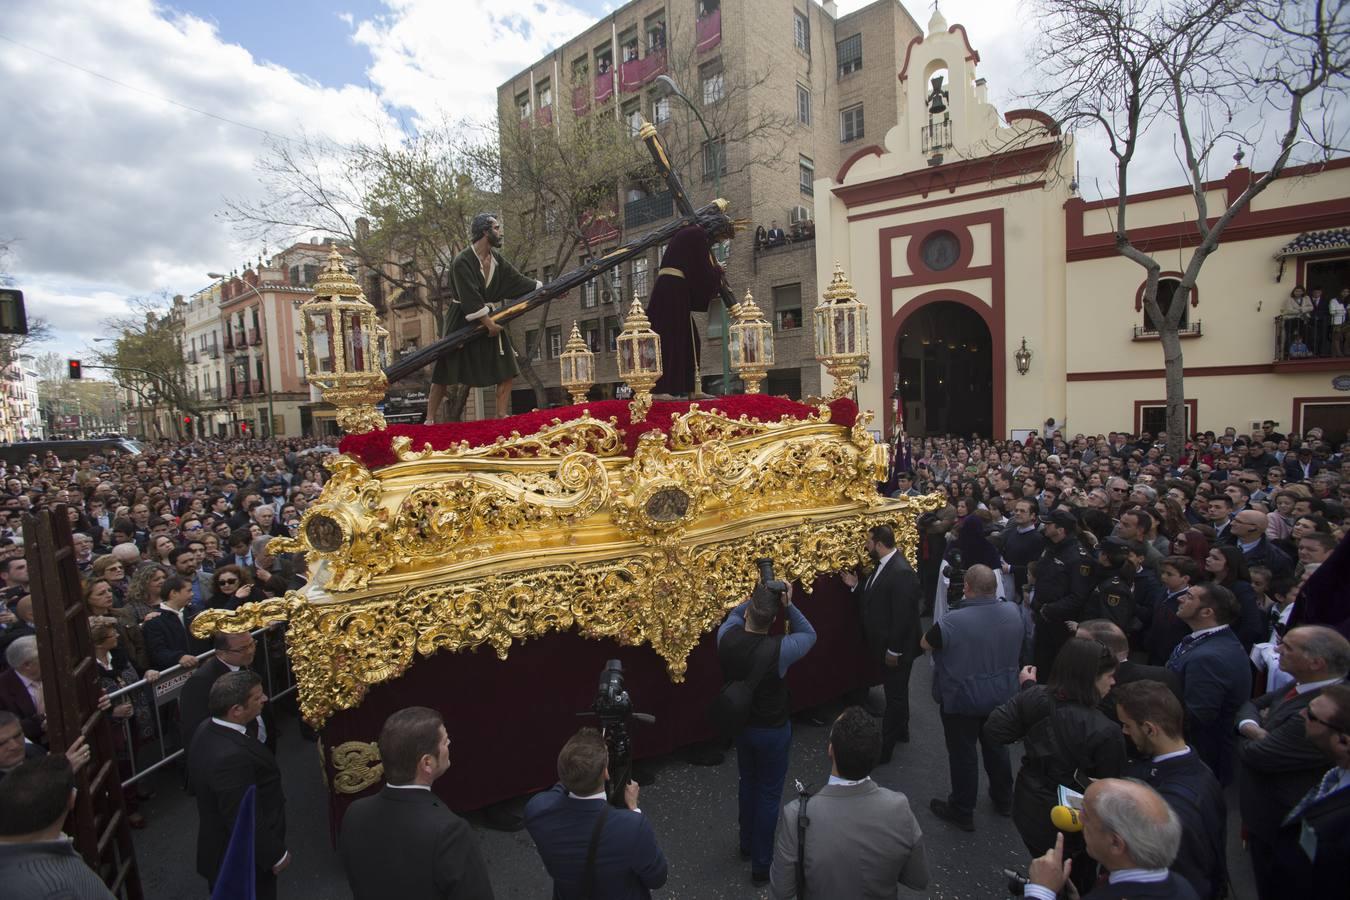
[1014,337,1033,375]
[616,294,662,421]
[814,263,869,401]
[560,322,595,404]
[728,289,773,394]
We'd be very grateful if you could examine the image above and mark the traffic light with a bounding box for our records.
[240,421,249,434]
[67,359,82,380]
[183,416,193,426]
[0,289,27,336]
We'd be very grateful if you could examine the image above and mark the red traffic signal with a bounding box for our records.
[183,416,193,426]
[67,359,82,379]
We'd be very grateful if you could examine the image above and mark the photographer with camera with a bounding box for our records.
[714,565,817,885]
[524,728,668,900]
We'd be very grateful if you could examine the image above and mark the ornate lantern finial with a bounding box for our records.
[560,321,595,405]
[299,248,389,434]
[814,262,870,401]
[728,289,773,394]
[616,293,662,421]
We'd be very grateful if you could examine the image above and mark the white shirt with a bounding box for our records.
[158,603,186,628]
[217,663,267,747]
[1152,747,1192,764]
[385,782,432,792]
[1188,623,1229,640]
[16,670,41,713]
[867,548,901,658]
[827,774,871,787]
[1024,867,1168,900]
[568,787,641,814]
[210,716,246,735]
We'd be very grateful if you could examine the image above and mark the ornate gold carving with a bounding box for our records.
[390,414,624,462]
[330,740,383,794]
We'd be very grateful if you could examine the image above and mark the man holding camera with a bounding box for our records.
[841,524,923,763]
[524,728,667,899]
[716,577,817,885]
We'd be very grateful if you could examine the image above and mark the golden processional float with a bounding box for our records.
[190,247,940,730]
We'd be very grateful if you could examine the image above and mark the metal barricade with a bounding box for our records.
[104,622,297,789]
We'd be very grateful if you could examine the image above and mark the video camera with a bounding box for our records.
[579,660,655,807]
[756,558,789,600]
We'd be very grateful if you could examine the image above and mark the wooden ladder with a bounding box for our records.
[24,506,143,899]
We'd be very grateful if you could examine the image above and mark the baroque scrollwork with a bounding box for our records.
[390,413,625,462]
[329,741,384,794]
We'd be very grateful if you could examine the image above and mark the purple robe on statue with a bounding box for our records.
[1288,531,1350,640]
[647,225,727,395]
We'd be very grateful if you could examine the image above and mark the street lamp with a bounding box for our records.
[653,73,732,395]
[209,271,276,438]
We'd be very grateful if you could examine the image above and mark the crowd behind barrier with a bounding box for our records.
[0,422,1348,898]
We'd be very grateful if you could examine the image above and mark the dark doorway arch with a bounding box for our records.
[896,301,993,438]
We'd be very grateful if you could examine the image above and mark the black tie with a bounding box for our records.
[246,719,259,740]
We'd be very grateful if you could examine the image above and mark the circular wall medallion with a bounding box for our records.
[643,485,691,524]
[1332,374,1350,392]
[920,230,961,271]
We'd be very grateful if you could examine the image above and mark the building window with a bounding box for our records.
[837,34,862,76]
[841,104,864,142]
[793,10,810,55]
[773,283,803,330]
[526,329,543,361]
[516,92,531,120]
[605,315,621,352]
[580,256,597,307]
[581,319,601,353]
[631,257,650,298]
[796,84,811,125]
[536,79,551,109]
[799,155,814,196]
[700,59,724,105]
[547,325,563,359]
[604,266,622,304]
[651,91,670,123]
[622,99,642,136]
[703,138,727,182]
[1144,278,1190,332]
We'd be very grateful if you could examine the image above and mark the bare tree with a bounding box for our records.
[93,295,197,439]
[1024,0,1347,456]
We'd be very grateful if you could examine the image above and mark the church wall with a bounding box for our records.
[1079,189,1230,234]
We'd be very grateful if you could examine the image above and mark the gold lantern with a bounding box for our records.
[728,289,773,394]
[300,248,390,434]
[560,321,595,404]
[814,262,869,401]
[616,293,662,421]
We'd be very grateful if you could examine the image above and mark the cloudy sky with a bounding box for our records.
[0,0,1316,361]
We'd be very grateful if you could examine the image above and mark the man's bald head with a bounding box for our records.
[1234,509,1268,532]
[111,543,141,564]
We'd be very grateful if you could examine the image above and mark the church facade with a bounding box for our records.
[815,10,1350,443]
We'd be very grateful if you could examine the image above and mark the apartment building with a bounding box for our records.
[494,0,921,411]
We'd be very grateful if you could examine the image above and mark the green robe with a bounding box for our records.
[432,246,539,387]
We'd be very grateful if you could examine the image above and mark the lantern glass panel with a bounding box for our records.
[619,340,636,373]
[638,337,658,371]
[575,354,593,383]
[342,309,369,372]
[309,311,335,374]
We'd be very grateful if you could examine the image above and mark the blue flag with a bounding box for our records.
[211,784,257,900]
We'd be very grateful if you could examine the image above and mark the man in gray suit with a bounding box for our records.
[768,706,928,898]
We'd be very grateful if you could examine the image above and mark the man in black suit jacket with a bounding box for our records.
[0,636,45,745]
[1166,583,1252,784]
[525,728,667,900]
[180,632,276,761]
[141,576,204,671]
[1076,620,1181,757]
[1267,684,1350,892]
[188,669,288,900]
[1025,779,1199,899]
[841,524,922,762]
[1235,625,1349,898]
[339,707,492,899]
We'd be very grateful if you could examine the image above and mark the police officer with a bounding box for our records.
[1030,508,1094,678]
[1081,537,1137,634]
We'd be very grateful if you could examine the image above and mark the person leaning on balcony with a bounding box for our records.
[1283,285,1311,355]
[1333,287,1350,357]
[425,213,544,424]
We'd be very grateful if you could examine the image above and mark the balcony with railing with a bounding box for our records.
[696,8,722,53]
[624,191,673,229]
[234,330,247,348]
[248,328,261,346]
[1274,313,1348,367]
[1132,320,1203,341]
[594,69,614,104]
[251,379,264,394]
[619,48,667,93]
[187,350,198,364]
[223,332,234,352]
[922,119,954,156]
[535,105,554,127]
[572,83,590,115]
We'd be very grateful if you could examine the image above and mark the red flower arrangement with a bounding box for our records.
[339,395,859,470]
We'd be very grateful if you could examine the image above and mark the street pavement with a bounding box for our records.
[131,648,1257,899]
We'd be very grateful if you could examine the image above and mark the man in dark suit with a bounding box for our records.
[1024,779,1199,899]
[1235,625,1349,898]
[1228,510,1293,579]
[339,707,493,899]
[840,524,922,762]
[1266,683,1350,891]
[1165,583,1252,784]
[525,728,667,899]
[1076,620,1181,756]
[180,631,276,760]
[0,636,44,745]
[1284,446,1322,483]
[188,670,288,900]
[141,576,204,671]
[1118,681,1227,899]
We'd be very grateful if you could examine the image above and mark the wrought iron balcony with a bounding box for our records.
[1132,320,1203,340]
[624,191,673,229]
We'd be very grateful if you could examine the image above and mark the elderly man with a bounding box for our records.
[0,637,44,745]
[1023,779,1197,899]
[1235,625,1350,898]
[1228,509,1293,579]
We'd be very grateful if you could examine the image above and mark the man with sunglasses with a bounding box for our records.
[1235,625,1349,897]
[1265,683,1350,892]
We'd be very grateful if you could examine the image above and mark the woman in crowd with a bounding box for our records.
[146,533,176,566]
[88,617,155,828]
[1205,545,1264,650]
[984,638,1125,893]
[91,554,129,605]
[1170,528,1211,566]
[123,563,169,624]
[1153,496,1190,541]
[208,564,267,611]
[83,577,153,674]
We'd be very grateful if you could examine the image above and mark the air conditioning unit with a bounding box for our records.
[789,205,811,224]
[1249,420,1262,432]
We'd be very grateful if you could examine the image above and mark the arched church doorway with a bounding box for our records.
[896,301,993,438]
